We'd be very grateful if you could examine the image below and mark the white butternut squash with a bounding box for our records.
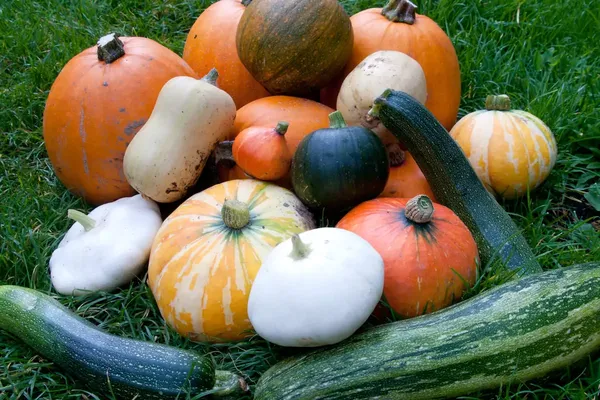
[123,69,236,203]
[337,51,427,146]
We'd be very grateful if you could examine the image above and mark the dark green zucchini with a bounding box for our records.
[291,111,389,213]
[0,285,248,399]
[254,262,600,399]
[369,90,542,276]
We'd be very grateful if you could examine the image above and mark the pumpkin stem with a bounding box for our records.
[485,94,511,111]
[215,140,235,166]
[212,370,250,397]
[241,0,253,5]
[404,195,434,223]
[67,209,96,232]
[275,121,289,135]
[202,68,219,86]
[387,143,406,167]
[329,111,347,129]
[290,234,311,260]
[382,0,417,24]
[97,33,125,63]
[222,199,251,229]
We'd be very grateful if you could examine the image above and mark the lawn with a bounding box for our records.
[1,0,600,398]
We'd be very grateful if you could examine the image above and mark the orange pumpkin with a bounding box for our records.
[320,0,461,131]
[43,33,196,205]
[183,0,270,109]
[337,195,478,318]
[148,179,315,342]
[233,121,292,181]
[380,144,436,201]
[219,96,334,187]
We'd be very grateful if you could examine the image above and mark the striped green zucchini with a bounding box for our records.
[254,262,600,399]
[0,285,248,399]
[369,90,542,276]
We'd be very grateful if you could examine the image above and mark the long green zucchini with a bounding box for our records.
[0,285,248,399]
[369,90,542,276]
[254,262,600,399]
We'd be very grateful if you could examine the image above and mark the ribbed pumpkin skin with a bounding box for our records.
[236,0,353,96]
[320,7,461,130]
[449,109,557,199]
[221,96,334,188]
[43,37,196,205]
[254,263,600,400]
[337,198,478,318]
[380,152,436,200]
[148,180,315,342]
[183,0,269,109]
[291,126,389,212]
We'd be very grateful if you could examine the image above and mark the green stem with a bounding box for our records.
[202,68,219,86]
[221,199,250,230]
[275,121,289,135]
[485,94,511,111]
[368,89,394,120]
[211,370,249,398]
[67,209,96,232]
[329,111,347,129]
[404,195,434,223]
[382,0,417,24]
[289,234,311,260]
[97,33,125,63]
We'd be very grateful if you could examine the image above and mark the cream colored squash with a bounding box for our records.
[449,94,558,199]
[336,50,427,146]
[247,227,384,347]
[123,69,236,203]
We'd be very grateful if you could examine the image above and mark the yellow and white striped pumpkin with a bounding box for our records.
[147,179,315,342]
[449,95,557,199]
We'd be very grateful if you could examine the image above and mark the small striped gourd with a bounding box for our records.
[449,94,557,199]
[148,179,315,342]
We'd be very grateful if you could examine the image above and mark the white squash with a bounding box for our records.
[123,68,236,203]
[337,50,427,146]
[247,227,384,347]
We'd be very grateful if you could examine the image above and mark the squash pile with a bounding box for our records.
[35,0,573,398]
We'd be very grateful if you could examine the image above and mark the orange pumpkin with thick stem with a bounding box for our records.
[43,33,197,205]
[219,96,334,188]
[380,143,436,201]
[337,195,478,318]
[183,0,269,109]
[233,121,292,181]
[320,0,461,131]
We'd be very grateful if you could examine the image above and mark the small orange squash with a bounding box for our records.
[233,121,292,181]
[449,95,558,199]
[43,33,196,205]
[380,144,436,201]
[337,195,478,318]
[183,0,270,109]
[320,0,461,131]
[219,96,334,188]
[148,179,315,342]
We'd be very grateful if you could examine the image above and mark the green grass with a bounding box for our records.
[1,0,599,398]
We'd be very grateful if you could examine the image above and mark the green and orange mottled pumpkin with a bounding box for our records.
[147,179,315,342]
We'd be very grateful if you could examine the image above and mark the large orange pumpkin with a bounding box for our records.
[183,0,270,109]
[148,179,315,342]
[337,195,478,318]
[43,33,196,205]
[219,96,334,188]
[320,0,461,131]
[379,144,436,201]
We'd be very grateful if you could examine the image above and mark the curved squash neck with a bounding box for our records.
[382,0,417,24]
